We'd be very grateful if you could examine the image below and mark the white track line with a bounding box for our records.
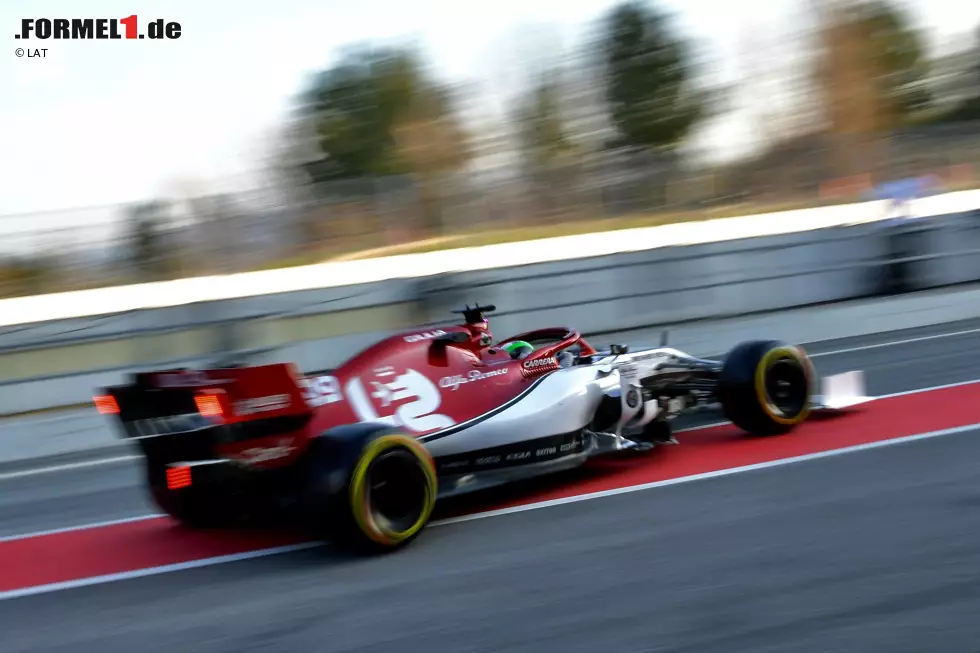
[0,455,140,481]
[2,422,735,542]
[0,514,164,544]
[3,419,979,601]
[805,325,980,358]
[0,542,324,601]
[434,421,980,526]
[876,377,980,399]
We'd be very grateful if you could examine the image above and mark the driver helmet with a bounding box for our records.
[502,340,534,360]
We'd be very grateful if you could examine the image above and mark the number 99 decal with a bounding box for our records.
[300,375,343,407]
[298,370,456,433]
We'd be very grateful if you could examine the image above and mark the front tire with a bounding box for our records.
[717,340,813,436]
[303,424,438,553]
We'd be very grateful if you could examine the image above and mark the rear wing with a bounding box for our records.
[93,364,314,427]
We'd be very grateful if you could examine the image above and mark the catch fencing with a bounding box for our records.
[3,124,980,299]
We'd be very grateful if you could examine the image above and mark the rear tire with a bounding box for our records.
[302,424,438,553]
[717,340,813,436]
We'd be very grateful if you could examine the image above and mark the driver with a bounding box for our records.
[502,340,576,368]
[502,340,535,360]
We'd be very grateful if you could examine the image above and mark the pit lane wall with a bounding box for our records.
[2,203,980,415]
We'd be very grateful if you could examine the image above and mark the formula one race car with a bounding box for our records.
[94,304,870,552]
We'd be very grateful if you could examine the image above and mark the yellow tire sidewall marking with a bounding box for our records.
[349,433,437,546]
[753,346,811,425]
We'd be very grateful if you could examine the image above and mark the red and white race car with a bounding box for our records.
[94,304,869,552]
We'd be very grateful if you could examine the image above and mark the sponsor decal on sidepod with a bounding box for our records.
[234,394,291,416]
[439,367,510,390]
[522,357,557,370]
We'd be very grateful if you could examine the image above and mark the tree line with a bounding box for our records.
[283,0,980,196]
[281,0,712,198]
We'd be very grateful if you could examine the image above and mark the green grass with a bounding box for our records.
[318,180,980,262]
[317,197,850,262]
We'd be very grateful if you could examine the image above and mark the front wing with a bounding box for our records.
[613,361,875,435]
[809,370,874,412]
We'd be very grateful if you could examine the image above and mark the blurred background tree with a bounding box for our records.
[512,71,580,219]
[515,73,576,169]
[599,0,707,151]
[294,46,470,237]
[928,25,980,124]
[809,0,931,177]
[124,200,175,282]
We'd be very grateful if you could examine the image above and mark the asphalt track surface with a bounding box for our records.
[3,321,980,651]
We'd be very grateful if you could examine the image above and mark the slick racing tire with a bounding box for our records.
[302,423,438,554]
[717,340,813,436]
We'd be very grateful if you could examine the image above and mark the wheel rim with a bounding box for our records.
[365,449,430,536]
[764,357,808,418]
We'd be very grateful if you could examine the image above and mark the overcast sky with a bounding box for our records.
[2,0,978,219]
